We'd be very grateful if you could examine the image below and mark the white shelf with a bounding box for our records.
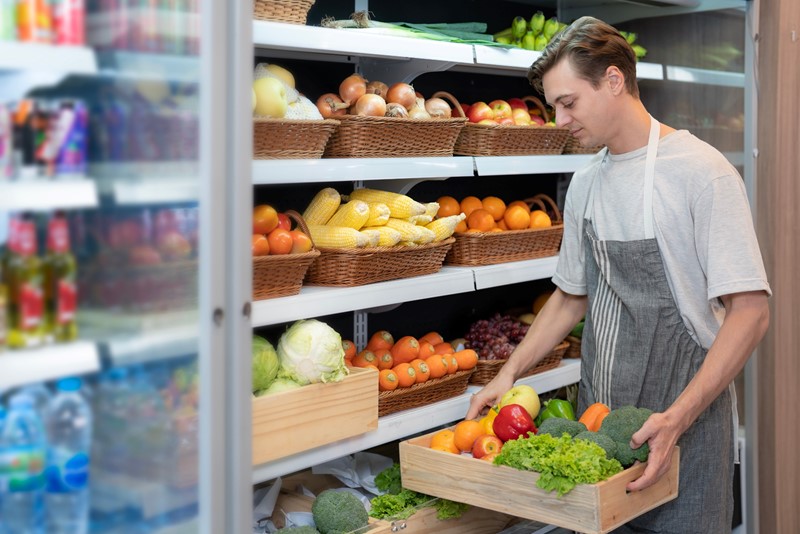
[664,65,744,87]
[253,157,475,185]
[472,45,543,72]
[104,323,199,366]
[91,162,199,204]
[0,41,97,74]
[96,51,199,83]
[252,267,476,327]
[251,358,581,483]
[474,154,595,176]
[0,341,100,390]
[473,256,559,290]
[0,179,99,211]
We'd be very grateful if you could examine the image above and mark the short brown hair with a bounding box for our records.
[527,16,639,99]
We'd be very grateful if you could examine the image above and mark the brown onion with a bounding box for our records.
[316,92,348,118]
[408,97,431,119]
[385,102,409,118]
[339,74,367,105]
[366,80,389,99]
[354,93,387,117]
[424,97,452,119]
[386,82,417,110]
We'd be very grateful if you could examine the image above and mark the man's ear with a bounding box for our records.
[606,66,625,95]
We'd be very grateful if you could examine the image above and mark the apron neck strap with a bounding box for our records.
[643,115,660,239]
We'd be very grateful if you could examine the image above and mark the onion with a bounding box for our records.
[386,82,417,110]
[366,80,389,99]
[424,97,452,119]
[316,92,348,118]
[339,74,367,105]
[385,102,409,118]
[354,93,387,117]
[408,97,431,120]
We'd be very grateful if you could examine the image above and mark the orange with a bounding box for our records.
[507,200,531,214]
[425,355,448,379]
[253,204,279,234]
[529,209,552,228]
[504,204,532,230]
[351,349,377,368]
[378,369,399,391]
[482,196,506,221]
[252,234,270,256]
[267,228,293,255]
[390,336,420,364]
[453,349,479,371]
[454,219,468,233]
[436,196,461,218]
[453,419,484,452]
[460,196,483,218]
[467,208,496,232]
[393,363,417,387]
[419,331,444,346]
[367,330,394,352]
[342,340,356,361]
[430,429,459,454]
[409,359,431,383]
[373,348,394,370]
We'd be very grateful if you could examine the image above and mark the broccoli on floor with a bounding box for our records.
[311,489,369,534]
[536,417,587,438]
[598,405,653,466]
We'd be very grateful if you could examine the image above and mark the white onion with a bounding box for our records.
[408,97,431,119]
[385,102,409,118]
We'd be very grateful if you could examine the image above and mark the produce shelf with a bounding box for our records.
[0,341,101,390]
[0,41,97,74]
[472,256,559,290]
[664,65,744,87]
[0,179,99,211]
[473,154,595,176]
[251,358,581,483]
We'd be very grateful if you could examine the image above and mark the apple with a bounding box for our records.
[530,114,546,126]
[489,100,513,120]
[477,119,498,125]
[471,435,503,459]
[467,101,494,123]
[252,77,288,118]
[480,452,500,463]
[460,103,471,117]
[497,117,514,126]
[264,63,295,89]
[507,97,528,111]
[498,384,540,420]
[512,108,532,125]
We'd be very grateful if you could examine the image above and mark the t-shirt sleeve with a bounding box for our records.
[694,175,771,301]
[552,180,588,296]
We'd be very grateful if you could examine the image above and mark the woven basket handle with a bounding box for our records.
[286,209,317,249]
[521,96,550,123]
[524,194,562,223]
[431,91,466,118]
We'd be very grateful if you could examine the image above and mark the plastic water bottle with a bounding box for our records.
[19,383,52,415]
[44,377,92,534]
[0,393,46,534]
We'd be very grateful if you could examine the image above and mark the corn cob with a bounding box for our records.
[365,202,391,226]
[406,214,433,226]
[363,225,402,247]
[303,188,341,225]
[385,218,435,244]
[425,213,466,241]
[423,202,440,219]
[349,188,426,219]
[359,229,381,247]
[308,225,369,248]
[326,199,370,229]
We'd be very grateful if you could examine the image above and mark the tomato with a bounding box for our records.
[252,234,270,256]
[253,204,279,234]
[277,212,292,231]
[267,228,292,255]
[289,229,313,253]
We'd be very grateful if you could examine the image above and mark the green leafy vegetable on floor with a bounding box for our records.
[370,463,469,521]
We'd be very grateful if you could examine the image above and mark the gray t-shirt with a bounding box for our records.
[553,129,771,349]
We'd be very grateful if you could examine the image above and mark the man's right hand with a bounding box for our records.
[466,373,515,420]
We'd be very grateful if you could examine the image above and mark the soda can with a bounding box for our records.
[52,100,89,178]
[55,0,85,45]
[17,0,54,43]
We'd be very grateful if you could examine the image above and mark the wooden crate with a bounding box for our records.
[252,367,379,465]
[399,429,680,534]
[270,490,390,533]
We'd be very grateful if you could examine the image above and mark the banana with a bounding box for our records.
[543,17,560,41]
[512,16,528,40]
[529,11,545,36]
[522,31,536,50]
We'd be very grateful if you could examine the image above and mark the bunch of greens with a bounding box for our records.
[370,463,468,521]
[494,433,623,496]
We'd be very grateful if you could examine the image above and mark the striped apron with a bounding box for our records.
[578,117,734,533]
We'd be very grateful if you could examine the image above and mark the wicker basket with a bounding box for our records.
[563,135,605,155]
[564,335,582,358]
[253,0,315,24]
[253,118,340,159]
[468,340,569,386]
[253,211,320,299]
[379,369,474,417]
[322,115,467,158]
[433,92,570,156]
[446,194,563,266]
[305,237,455,287]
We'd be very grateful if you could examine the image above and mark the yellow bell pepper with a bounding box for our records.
[479,407,500,437]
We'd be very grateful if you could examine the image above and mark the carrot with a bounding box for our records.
[578,402,611,432]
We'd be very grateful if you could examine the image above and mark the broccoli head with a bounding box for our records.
[311,489,369,534]
[536,417,587,438]
[276,527,321,534]
[573,431,617,459]
[598,405,653,467]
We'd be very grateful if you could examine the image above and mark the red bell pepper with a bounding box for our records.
[493,403,536,442]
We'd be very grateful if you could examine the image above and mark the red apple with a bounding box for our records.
[512,108,532,125]
[472,435,504,459]
[459,103,471,117]
[497,117,514,126]
[277,213,292,231]
[477,118,498,125]
[489,100,512,120]
[507,97,528,111]
[467,101,494,123]
[480,452,500,463]
[530,114,546,126]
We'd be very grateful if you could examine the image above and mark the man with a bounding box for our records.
[466,16,770,533]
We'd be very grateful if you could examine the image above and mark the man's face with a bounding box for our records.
[542,59,612,147]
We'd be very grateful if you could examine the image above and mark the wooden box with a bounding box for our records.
[252,367,379,465]
[399,430,680,534]
[269,490,390,532]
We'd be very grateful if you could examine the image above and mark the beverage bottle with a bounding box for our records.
[0,103,13,179]
[44,377,92,534]
[91,367,130,475]
[53,0,84,45]
[18,383,52,415]
[0,0,17,40]
[0,393,47,534]
[4,216,44,349]
[0,248,6,351]
[17,0,54,43]
[43,213,78,343]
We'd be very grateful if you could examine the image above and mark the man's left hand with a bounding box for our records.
[626,411,681,491]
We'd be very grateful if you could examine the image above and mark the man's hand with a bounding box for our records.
[626,411,683,491]
[465,374,515,420]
